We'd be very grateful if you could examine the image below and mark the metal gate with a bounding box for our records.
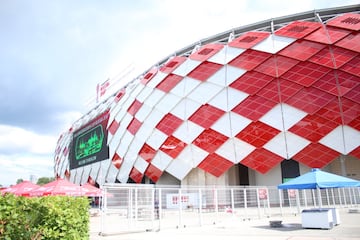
[99,184,156,235]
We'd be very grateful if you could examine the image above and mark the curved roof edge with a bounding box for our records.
[153,4,360,71]
[75,4,360,128]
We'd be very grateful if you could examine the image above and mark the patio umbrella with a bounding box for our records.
[31,178,86,197]
[278,168,360,207]
[81,183,103,197]
[1,181,39,197]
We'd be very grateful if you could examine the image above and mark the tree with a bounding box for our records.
[37,177,55,185]
[16,178,24,184]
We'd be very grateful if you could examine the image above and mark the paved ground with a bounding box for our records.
[90,208,360,240]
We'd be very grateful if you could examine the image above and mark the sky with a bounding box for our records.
[0,0,358,187]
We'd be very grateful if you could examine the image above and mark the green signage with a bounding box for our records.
[75,125,104,160]
[69,111,109,170]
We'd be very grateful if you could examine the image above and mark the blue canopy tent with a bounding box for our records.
[278,168,360,189]
[278,168,360,208]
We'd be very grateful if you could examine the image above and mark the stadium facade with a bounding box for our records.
[55,5,360,187]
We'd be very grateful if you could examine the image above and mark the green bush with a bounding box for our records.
[0,194,90,240]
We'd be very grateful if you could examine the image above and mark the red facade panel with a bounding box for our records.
[189,104,225,129]
[229,31,270,49]
[240,148,283,174]
[232,95,276,121]
[275,21,321,39]
[236,121,280,148]
[193,128,228,153]
[187,61,222,81]
[293,143,339,168]
[229,49,271,70]
[198,153,233,177]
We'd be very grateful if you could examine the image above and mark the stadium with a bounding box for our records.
[54,5,360,188]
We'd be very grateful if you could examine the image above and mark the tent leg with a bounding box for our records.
[317,188,322,208]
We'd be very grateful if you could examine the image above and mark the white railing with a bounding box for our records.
[97,184,360,236]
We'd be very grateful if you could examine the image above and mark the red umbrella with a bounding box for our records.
[1,181,39,197]
[31,178,85,197]
[81,183,103,197]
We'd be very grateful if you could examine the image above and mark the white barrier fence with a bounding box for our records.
[97,184,360,235]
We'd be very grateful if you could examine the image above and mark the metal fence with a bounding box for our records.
[97,184,360,235]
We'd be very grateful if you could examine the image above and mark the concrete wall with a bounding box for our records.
[156,172,181,186]
[181,168,229,186]
[328,155,360,180]
[253,165,282,186]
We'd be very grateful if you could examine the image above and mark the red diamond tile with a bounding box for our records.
[308,46,356,69]
[62,147,68,156]
[160,135,187,159]
[230,71,274,95]
[289,114,338,142]
[340,54,360,77]
[240,148,283,174]
[236,121,280,148]
[315,70,360,96]
[129,168,144,183]
[229,31,270,49]
[127,117,142,135]
[232,95,277,121]
[139,143,157,163]
[293,143,339,168]
[348,115,360,131]
[156,74,183,92]
[285,87,335,114]
[160,56,187,74]
[114,88,126,103]
[198,153,233,177]
[189,104,225,129]
[275,21,321,39]
[327,13,360,31]
[193,128,228,153]
[336,32,360,53]
[87,176,96,186]
[112,152,123,169]
[254,55,299,77]
[316,98,359,125]
[145,164,163,183]
[255,79,279,102]
[156,113,183,136]
[279,39,326,61]
[281,61,331,87]
[256,78,303,103]
[128,99,142,116]
[55,156,60,165]
[304,26,350,44]
[187,61,222,81]
[141,67,158,85]
[229,49,271,70]
[189,43,224,61]
[344,84,360,103]
[108,120,120,135]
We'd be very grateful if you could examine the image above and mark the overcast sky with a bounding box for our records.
[0,0,358,187]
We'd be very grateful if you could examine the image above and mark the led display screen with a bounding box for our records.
[69,110,110,170]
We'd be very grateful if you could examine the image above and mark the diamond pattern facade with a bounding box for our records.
[54,9,360,185]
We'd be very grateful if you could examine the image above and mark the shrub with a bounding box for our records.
[0,194,90,240]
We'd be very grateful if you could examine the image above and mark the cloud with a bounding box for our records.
[0,124,56,186]
[0,153,54,186]
[0,125,57,154]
